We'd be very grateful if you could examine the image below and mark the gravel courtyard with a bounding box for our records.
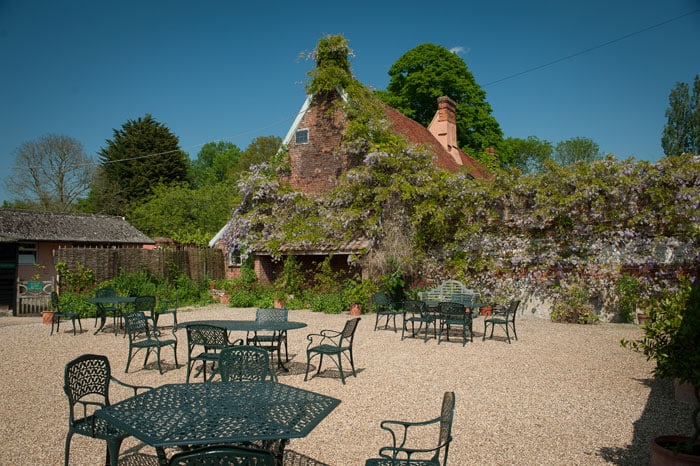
[0,304,693,465]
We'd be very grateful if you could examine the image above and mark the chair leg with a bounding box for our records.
[64,431,73,466]
[125,348,133,373]
[337,353,345,384]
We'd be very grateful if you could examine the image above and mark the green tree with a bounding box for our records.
[377,43,503,159]
[497,136,553,173]
[128,182,239,246]
[6,134,94,211]
[94,114,189,214]
[662,74,700,157]
[239,136,282,171]
[190,141,242,187]
[553,137,601,165]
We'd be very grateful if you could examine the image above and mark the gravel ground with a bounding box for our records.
[0,304,693,466]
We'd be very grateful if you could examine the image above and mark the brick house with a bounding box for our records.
[211,91,489,283]
[0,209,154,313]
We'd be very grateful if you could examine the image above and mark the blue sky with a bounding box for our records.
[1,1,699,204]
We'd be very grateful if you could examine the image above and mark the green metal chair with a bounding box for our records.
[305,317,361,384]
[246,307,289,362]
[483,299,521,343]
[154,294,179,330]
[123,310,178,374]
[50,291,82,336]
[364,391,455,466]
[215,345,277,382]
[185,323,238,383]
[437,301,473,346]
[373,292,402,332]
[168,445,275,465]
[63,354,152,466]
[401,300,436,342]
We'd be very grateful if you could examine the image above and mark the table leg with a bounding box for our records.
[93,306,107,335]
[156,446,168,465]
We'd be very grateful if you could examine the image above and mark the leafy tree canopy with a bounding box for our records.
[239,136,282,172]
[94,114,189,214]
[190,141,242,187]
[553,136,602,166]
[662,74,700,157]
[377,43,503,159]
[497,136,553,173]
[129,182,239,246]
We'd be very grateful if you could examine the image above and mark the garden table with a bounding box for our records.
[182,319,307,371]
[87,296,137,335]
[95,380,340,466]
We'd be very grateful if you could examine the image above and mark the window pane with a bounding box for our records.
[295,129,309,144]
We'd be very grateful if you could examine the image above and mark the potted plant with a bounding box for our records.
[344,278,371,316]
[622,275,700,464]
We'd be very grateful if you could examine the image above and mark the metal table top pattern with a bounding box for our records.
[182,319,307,332]
[96,381,340,452]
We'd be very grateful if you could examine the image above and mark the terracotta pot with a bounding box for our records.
[651,436,700,465]
[349,303,362,316]
[480,306,492,316]
[274,299,286,309]
[42,310,55,325]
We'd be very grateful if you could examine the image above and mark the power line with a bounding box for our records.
[484,8,700,87]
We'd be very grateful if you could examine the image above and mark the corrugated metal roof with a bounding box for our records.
[0,209,154,244]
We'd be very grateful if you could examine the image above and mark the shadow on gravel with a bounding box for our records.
[597,377,692,465]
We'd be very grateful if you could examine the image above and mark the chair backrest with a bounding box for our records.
[95,287,117,298]
[403,299,429,316]
[436,391,456,465]
[134,296,156,314]
[255,308,288,323]
[438,301,468,320]
[168,445,275,466]
[64,354,112,421]
[340,317,361,345]
[217,345,273,382]
[506,299,521,322]
[123,311,152,340]
[372,292,390,309]
[187,324,229,352]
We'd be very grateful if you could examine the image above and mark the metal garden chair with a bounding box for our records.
[304,317,360,384]
[246,307,289,363]
[168,445,275,466]
[63,354,152,466]
[215,345,277,382]
[373,292,402,331]
[437,301,473,346]
[154,294,179,330]
[483,299,521,343]
[364,391,455,466]
[401,299,437,342]
[50,291,82,336]
[185,323,239,383]
[123,310,178,374]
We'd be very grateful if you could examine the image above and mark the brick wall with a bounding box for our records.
[288,92,348,194]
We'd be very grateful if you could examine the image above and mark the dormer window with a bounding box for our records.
[295,129,309,144]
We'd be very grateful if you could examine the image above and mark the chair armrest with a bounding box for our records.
[110,375,153,395]
[379,415,441,449]
[306,329,341,348]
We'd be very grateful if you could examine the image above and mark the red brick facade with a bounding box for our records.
[286,91,349,194]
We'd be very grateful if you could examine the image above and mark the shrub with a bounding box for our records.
[550,282,599,324]
[615,273,641,323]
[308,292,345,314]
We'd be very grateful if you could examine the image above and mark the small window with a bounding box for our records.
[295,129,309,144]
[18,242,37,265]
[228,247,242,267]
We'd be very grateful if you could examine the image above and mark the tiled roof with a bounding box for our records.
[0,209,154,244]
[383,104,492,179]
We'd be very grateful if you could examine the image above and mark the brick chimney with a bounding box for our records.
[428,96,461,164]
